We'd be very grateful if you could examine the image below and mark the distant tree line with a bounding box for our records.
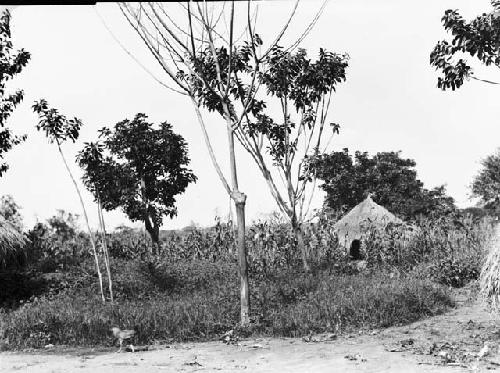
[311,149,456,219]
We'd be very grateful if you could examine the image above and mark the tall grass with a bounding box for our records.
[480,223,500,310]
[109,214,492,283]
[0,266,452,349]
[0,213,493,350]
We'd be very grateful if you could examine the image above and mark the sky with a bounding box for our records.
[1,1,499,232]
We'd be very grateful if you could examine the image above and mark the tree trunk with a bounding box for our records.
[144,217,160,253]
[57,144,105,302]
[234,192,249,326]
[292,221,310,272]
[223,109,251,327]
[97,197,114,303]
[140,178,160,255]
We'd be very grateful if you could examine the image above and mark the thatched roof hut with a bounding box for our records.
[0,216,26,266]
[333,195,404,248]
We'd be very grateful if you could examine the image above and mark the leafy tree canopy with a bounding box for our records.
[77,113,197,244]
[0,10,30,177]
[32,99,81,144]
[430,1,500,90]
[311,149,456,219]
[0,194,22,231]
[255,47,347,168]
[182,43,347,172]
[46,209,80,242]
[471,148,500,214]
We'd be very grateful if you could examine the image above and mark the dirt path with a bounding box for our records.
[2,296,500,373]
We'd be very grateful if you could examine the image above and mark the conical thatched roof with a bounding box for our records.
[0,216,26,265]
[333,195,403,246]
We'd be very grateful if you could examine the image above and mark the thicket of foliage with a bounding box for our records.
[9,211,492,291]
[430,1,500,90]
[311,149,456,219]
[0,211,492,349]
[77,113,197,245]
[0,9,30,177]
[0,195,26,268]
[26,210,90,272]
[471,148,500,216]
[0,195,23,231]
[0,269,451,349]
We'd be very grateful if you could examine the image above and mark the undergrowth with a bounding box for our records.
[0,263,452,349]
[0,213,493,350]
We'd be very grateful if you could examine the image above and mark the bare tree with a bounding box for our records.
[117,0,336,323]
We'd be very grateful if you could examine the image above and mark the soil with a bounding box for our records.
[2,287,500,373]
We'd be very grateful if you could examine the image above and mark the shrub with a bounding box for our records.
[107,226,152,260]
[0,281,239,348]
[279,273,452,335]
[0,263,453,349]
[418,215,493,287]
[0,270,47,309]
[144,259,237,294]
[25,222,91,272]
[1,212,491,349]
[360,214,493,283]
[426,255,482,288]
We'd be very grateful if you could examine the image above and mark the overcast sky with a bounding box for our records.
[1,1,499,232]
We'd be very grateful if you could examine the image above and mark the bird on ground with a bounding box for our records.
[111,326,136,352]
[477,342,490,359]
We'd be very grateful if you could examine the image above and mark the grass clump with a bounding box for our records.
[266,273,452,336]
[1,213,492,350]
[0,290,238,349]
[480,224,500,310]
[0,261,452,349]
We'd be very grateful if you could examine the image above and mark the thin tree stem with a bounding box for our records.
[57,143,105,302]
[191,98,232,196]
[97,196,113,303]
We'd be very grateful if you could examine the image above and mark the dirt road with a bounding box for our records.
[2,296,500,372]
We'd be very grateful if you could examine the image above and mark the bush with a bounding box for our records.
[0,272,239,349]
[1,213,492,350]
[417,215,492,287]
[358,214,493,287]
[107,226,152,260]
[25,222,91,272]
[267,273,453,336]
[425,254,483,288]
[0,270,47,309]
[144,259,237,294]
[0,263,453,349]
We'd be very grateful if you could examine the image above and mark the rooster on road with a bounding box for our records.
[111,327,136,352]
